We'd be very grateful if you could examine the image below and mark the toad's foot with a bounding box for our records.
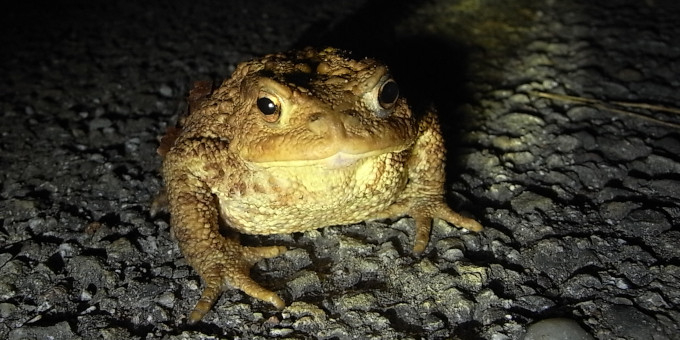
[412,201,483,253]
[187,242,287,324]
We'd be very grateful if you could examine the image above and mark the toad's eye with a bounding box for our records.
[378,79,399,109]
[257,97,277,115]
[256,95,281,122]
[365,76,400,118]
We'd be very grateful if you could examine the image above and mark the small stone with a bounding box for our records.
[523,318,593,340]
[561,274,603,299]
[100,327,132,340]
[105,238,137,262]
[488,113,546,137]
[157,292,176,308]
[440,247,464,262]
[269,328,294,337]
[630,154,680,176]
[422,314,445,331]
[553,135,580,152]
[8,321,78,340]
[620,208,671,237]
[600,305,658,339]
[600,201,640,222]
[88,117,112,131]
[0,302,17,318]
[509,93,530,105]
[595,136,652,162]
[159,84,174,98]
[286,270,321,299]
[503,151,535,168]
[492,135,529,152]
[334,292,377,312]
[634,291,669,311]
[485,182,518,204]
[614,67,643,82]
[566,106,600,122]
[0,282,17,300]
[80,289,93,302]
[511,191,553,214]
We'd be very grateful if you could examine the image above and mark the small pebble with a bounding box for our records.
[159,84,174,98]
[523,318,593,340]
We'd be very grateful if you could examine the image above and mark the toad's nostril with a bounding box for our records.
[308,112,346,138]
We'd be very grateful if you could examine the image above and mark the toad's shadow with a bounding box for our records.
[295,0,471,113]
[295,0,475,202]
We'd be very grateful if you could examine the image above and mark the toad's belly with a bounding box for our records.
[216,152,409,235]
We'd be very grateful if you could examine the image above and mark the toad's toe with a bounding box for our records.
[243,245,288,264]
[186,243,287,323]
[433,203,483,232]
[411,201,482,253]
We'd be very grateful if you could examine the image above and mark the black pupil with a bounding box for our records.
[379,80,399,105]
[257,97,277,115]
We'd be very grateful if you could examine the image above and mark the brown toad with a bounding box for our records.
[159,47,482,323]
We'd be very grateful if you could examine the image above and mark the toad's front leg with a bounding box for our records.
[376,111,483,253]
[166,174,287,323]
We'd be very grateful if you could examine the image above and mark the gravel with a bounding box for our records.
[1,0,679,339]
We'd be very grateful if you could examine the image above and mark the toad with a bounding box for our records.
[159,47,482,323]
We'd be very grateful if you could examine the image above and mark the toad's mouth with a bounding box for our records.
[237,110,417,168]
[250,144,408,169]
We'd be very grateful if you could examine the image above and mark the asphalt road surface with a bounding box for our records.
[1,0,679,339]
